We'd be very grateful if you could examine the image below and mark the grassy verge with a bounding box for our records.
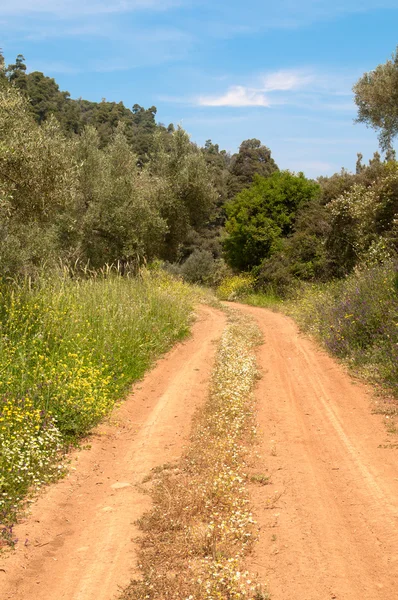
[0,270,199,543]
[238,293,282,310]
[285,263,398,412]
[121,310,269,600]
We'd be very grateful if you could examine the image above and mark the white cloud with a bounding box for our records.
[198,86,270,107]
[196,69,315,108]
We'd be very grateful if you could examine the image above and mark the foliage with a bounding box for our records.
[326,161,398,275]
[77,125,168,267]
[0,85,218,276]
[1,55,289,278]
[228,138,278,197]
[236,291,282,309]
[223,171,321,271]
[149,128,218,261]
[5,55,161,161]
[0,85,79,276]
[165,250,230,288]
[217,273,256,301]
[179,249,219,283]
[353,46,398,151]
[0,270,195,537]
[287,263,398,396]
[318,152,387,206]
[250,159,398,295]
[256,199,331,295]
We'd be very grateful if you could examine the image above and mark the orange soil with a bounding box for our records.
[236,304,398,600]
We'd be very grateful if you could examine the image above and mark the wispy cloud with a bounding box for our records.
[196,69,314,108]
[262,70,314,92]
[179,0,398,40]
[283,159,338,176]
[30,61,84,75]
[193,68,361,113]
[282,136,369,146]
[198,86,270,107]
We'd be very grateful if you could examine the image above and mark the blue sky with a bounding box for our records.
[2,0,398,177]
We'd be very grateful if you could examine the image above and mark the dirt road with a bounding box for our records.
[0,305,226,600]
[237,304,398,600]
[1,303,398,600]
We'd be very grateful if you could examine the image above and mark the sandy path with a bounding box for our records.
[236,304,398,600]
[0,305,226,600]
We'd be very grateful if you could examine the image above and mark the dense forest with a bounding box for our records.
[0,49,397,289]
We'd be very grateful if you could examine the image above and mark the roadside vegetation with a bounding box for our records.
[287,263,398,398]
[121,311,268,600]
[0,270,198,544]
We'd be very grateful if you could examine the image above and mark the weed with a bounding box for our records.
[240,293,282,310]
[249,474,271,486]
[216,274,256,301]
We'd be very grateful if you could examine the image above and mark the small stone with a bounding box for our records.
[110,482,131,490]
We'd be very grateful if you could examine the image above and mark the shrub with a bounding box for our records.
[223,171,321,271]
[179,249,215,284]
[217,274,255,301]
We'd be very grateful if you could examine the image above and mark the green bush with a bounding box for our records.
[217,274,255,301]
[223,171,321,271]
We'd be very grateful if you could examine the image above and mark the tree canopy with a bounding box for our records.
[228,138,278,197]
[223,171,320,271]
[353,46,398,151]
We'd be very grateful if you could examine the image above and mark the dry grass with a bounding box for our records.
[120,310,269,600]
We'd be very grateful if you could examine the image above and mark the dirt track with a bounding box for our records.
[237,304,398,600]
[1,303,398,600]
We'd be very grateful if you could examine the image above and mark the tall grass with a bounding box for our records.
[287,262,398,397]
[0,270,196,539]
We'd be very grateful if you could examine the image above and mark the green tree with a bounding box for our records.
[223,171,320,271]
[77,125,167,268]
[257,199,331,295]
[228,138,278,197]
[353,46,398,151]
[150,127,217,261]
[6,54,27,87]
[0,85,78,275]
[326,161,398,275]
